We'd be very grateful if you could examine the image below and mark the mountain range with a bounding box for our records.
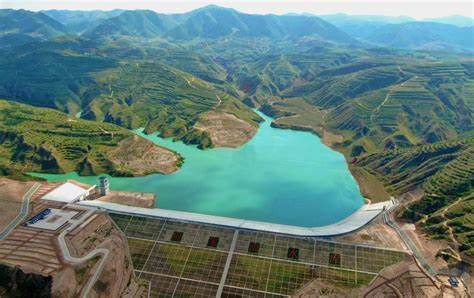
[1,6,473,52]
[318,13,474,52]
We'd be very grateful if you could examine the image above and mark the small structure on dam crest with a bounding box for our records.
[98,176,110,196]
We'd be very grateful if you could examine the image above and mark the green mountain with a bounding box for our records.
[165,5,355,43]
[0,9,68,47]
[43,9,124,33]
[0,100,182,178]
[320,13,473,28]
[81,6,355,45]
[83,10,179,39]
[0,41,116,111]
[154,49,227,83]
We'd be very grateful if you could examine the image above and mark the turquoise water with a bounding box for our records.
[31,112,364,227]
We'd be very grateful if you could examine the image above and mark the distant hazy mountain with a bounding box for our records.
[1,7,472,52]
[365,22,474,52]
[43,9,124,33]
[82,5,355,44]
[0,9,67,47]
[319,13,414,24]
[166,5,354,43]
[319,13,474,27]
[424,15,474,27]
[83,10,181,39]
[319,13,474,52]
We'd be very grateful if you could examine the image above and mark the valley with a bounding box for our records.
[0,4,473,296]
[30,111,365,227]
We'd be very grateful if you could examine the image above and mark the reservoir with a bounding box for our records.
[31,111,364,227]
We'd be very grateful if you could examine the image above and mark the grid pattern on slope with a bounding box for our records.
[109,213,406,297]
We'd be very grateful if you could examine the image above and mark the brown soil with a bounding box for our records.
[0,178,36,231]
[0,225,63,276]
[52,266,78,298]
[334,217,406,251]
[393,190,456,273]
[65,212,139,298]
[363,255,442,297]
[292,279,362,297]
[108,135,181,175]
[321,129,344,148]
[401,222,452,272]
[194,111,257,147]
[97,191,155,208]
[1,188,142,298]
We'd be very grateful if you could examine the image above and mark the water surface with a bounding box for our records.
[31,112,364,227]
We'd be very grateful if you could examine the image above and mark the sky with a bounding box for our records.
[1,0,473,19]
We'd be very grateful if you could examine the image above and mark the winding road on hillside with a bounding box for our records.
[57,206,110,298]
[0,183,40,240]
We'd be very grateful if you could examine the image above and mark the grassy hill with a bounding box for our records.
[0,100,181,178]
[155,49,227,83]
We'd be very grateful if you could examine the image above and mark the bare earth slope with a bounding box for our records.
[108,135,182,175]
[194,111,257,147]
[0,178,35,231]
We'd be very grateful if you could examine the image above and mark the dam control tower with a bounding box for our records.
[98,176,110,196]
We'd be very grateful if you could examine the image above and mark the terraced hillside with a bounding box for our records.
[0,38,260,148]
[83,62,260,148]
[356,139,474,258]
[262,60,473,156]
[0,100,182,178]
[226,49,364,106]
[256,58,473,262]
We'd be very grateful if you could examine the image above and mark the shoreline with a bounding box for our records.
[29,110,386,226]
[269,119,391,204]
